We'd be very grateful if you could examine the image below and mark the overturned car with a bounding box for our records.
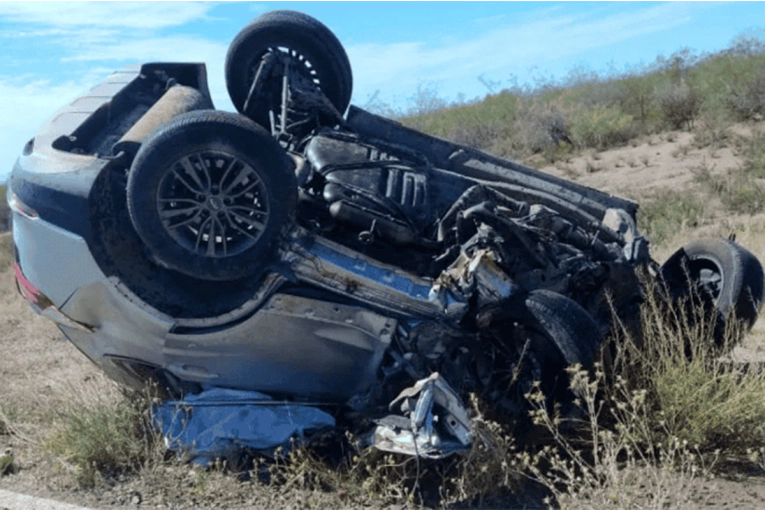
[8,11,765,457]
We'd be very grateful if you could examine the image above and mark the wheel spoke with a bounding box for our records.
[223,211,261,241]
[193,153,213,191]
[215,217,227,256]
[205,217,217,257]
[179,157,207,192]
[164,210,203,230]
[223,167,261,197]
[157,198,200,205]
[228,203,267,216]
[218,158,239,195]
[195,217,212,252]
[228,177,264,199]
[170,167,201,195]
[159,206,200,220]
[228,209,266,232]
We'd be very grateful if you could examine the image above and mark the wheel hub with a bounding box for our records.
[156,150,271,258]
[207,196,224,212]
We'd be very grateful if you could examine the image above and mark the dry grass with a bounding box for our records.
[45,388,160,487]
[0,232,13,271]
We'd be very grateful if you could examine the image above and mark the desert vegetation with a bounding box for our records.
[3,32,765,509]
[396,34,765,165]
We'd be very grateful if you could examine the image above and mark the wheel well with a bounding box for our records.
[88,164,265,318]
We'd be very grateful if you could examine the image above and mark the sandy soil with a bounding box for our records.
[2,123,765,508]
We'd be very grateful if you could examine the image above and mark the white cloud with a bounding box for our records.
[0,2,214,30]
[63,36,227,63]
[0,77,94,181]
[61,36,233,112]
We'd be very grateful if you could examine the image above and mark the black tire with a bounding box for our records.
[661,239,764,345]
[127,110,297,281]
[661,238,764,338]
[225,10,353,127]
[522,290,603,401]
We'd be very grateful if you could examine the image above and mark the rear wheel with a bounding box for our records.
[127,110,297,281]
[225,10,353,129]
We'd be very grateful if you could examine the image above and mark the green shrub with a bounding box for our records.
[742,129,765,178]
[569,103,634,149]
[525,277,765,507]
[615,280,765,452]
[47,395,157,487]
[694,95,733,148]
[721,176,765,215]
[637,192,705,246]
[515,98,572,157]
[402,91,519,153]
[617,74,661,127]
[657,82,702,130]
[694,159,765,216]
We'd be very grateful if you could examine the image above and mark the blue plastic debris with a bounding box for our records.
[153,388,336,465]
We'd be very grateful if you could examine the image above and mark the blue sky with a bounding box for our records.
[1,2,764,182]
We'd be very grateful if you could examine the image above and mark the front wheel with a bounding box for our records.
[126,110,298,281]
[661,238,764,343]
[521,290,603,402]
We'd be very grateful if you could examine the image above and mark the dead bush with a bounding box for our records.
[658,82,702,130]
[515,99,572,158]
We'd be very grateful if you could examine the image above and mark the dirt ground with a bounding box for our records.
[3,123,765,508]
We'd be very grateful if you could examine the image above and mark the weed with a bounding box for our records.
[695,158,765,215]
[0,233,13,272]
[612,279,765,453]
[0,406,13,436]
[638,192,705,247]
[741,126,765,178]
[569,103,634,150]
[47,390,160,487]
[695,97,733,148]
[723,176,765,215]
[524,275,765,508]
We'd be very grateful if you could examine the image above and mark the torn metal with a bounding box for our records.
[365,373,472,459]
